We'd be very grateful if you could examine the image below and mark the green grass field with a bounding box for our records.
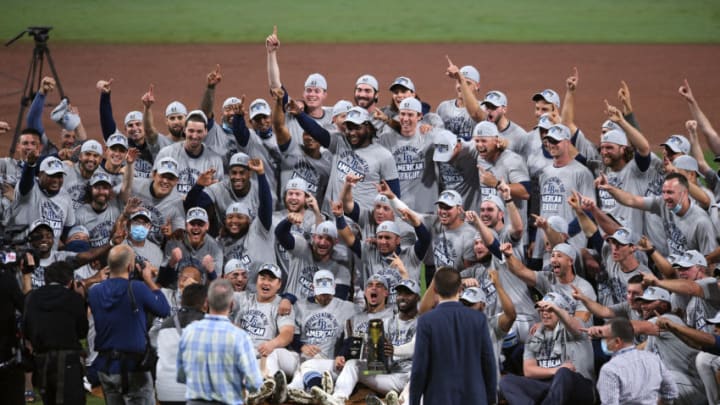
[2,0,719,44]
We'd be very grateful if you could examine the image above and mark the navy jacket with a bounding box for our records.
[410,301,497,405]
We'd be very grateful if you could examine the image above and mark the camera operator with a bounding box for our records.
[22,260,88,405]
[0,260,24,405]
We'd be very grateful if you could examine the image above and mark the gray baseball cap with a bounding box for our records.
[552,243,576,262]
[394,279,421,295]
[461,287,487,304]
[481,90,507,108]
[532,89,561,109]
[600,129,628,146]
[671,250,707,268]
[607,227,639,246]
[544,125,571,142]
[661,135,690,154]
[536,292,572,312]
[634,286,671,304]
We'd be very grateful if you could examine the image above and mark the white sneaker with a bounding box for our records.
[321,370,334,394]
[288,387,315,404]
[311,386,346,405]
[384,390,399,405]
[247,378,275,405]
[271,370,288,404]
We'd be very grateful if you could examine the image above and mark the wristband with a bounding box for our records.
[504,199,514,204]
[646,248,655,256]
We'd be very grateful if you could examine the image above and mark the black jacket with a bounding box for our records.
[22,284,88,353]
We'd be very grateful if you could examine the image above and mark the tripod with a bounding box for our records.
[5,26,65,156]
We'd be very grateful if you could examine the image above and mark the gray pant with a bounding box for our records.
[98,371,155,405]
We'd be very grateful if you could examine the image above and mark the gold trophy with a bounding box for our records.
[362,319,389,375]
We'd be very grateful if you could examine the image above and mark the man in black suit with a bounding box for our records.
[409,267,497,405]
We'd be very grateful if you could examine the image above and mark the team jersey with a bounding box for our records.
[279,137,332,205]
[155,143,224,195]
[10,183,75,243]
[284,234,352,301]
[131,178,186,247]
[75,201,121,248]
[295,297,358,359]
[436,140,480,210]
[646,314,702,389]
[436,99,481,141]
[499,121,530,159]
[385,314,417,373]
[524,322,594,381]
[61,164,92,209]
[233,292,295,351]
[421,216,476,272]
[643,198,718,256]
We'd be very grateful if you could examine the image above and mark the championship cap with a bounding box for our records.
[285,177,310,194]
[661,135,690,154]
[535,113,554,130]
[39,156,66,175]
[89,172,112,186]
[50,98,81,131]
[366,274,389,289]
[432,130,458,163]
[67,225,89,238]
[28,219,54,234]
[344,107,371,125]
[706,310,720,324]
[607,227,639,246]
[130,209,152,221]
[313,270,335,295]
[186,207,209,223]
[435,190,463,207]
[601,119,623,133]
[544,125,571,142]
[356,74,379,91]
[552,243,576,262]
[225,202,251,218]
[165,101,188,117]
[532,89,561,109]
[249,99,271,119]
[481,90,507,108]
[398,97,422,113]
[547,216,569,234]
[673,155,703,177]
[482,195,505,210]
[154,157,179,177]
[473,121,499,138]
[394,279,421,295]
[305,73,327,91]
[460,287,487,304]
[376,221,400,236]
[460,65,480,83]
[389,76,415,92]
[671,250,707,268]
[536,292,572,312]
[229,152,250,168]
[332,100,353,118]
[600,129,628,146]
[186,110,208,125]
[312,221,338,239]
[634,286,671,304]
[80,140,103,155]
[258,263,282,279]
[223,259,248,276]
[106,133,129,149]
[374,194,392,207]
[124,111,143,126]
[222,97,242,109]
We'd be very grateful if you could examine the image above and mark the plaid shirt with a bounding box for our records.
[597,346,678,405]
[178,314,263,404]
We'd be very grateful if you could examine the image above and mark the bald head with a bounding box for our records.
[107,244,135,276]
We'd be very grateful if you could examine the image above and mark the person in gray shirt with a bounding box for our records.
[75,172,121,248]
[500,292,595,405]
[62,140,103,209]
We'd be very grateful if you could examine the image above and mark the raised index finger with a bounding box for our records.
[273,25,278,36]
[445,54,454,67]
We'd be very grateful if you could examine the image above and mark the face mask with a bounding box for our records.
[257,127,273,139]
[130,225,149,242]
[671,203,682,214]
[65,240,90,253]
[600,338,614,356]
[221,121,233,134]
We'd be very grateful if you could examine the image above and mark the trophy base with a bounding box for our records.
[361,361,388,376]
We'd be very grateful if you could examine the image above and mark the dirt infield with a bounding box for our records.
[2,43,720,155]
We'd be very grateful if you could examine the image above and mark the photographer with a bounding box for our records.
[22,261,88,405]
[88,244,170,403]
[0,260,24,405]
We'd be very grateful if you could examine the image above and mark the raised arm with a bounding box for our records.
[266,26,282,90]
[141,84,160,144]
[498,182,524,240]
[271,88,291,147]
[119,148,137,202]
[643,272,704,298]
[605,99,650,158]
[679,79,720,154]
[499,242,537,287]
[617,80,640,129]
[28,77,55,134]
[595,173,646,209]
[339,174,360,218]
[445,55,485,121]
[571,285,616,319]
[97,79,116,139]
[489,269,516,333]
[686,120,713,176]
[200,64,221,119]
[567,191,597,237]
[561,67,579,135]
[656,316,716,350]
[637,236,677,279]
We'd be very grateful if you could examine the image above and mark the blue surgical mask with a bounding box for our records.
[671,203,682,214]
[130,224,149,242]
[257,127,273,139]
[600,338,614,356]
[221,121,233,134]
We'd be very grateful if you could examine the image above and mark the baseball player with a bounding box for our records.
[437,57,485,141]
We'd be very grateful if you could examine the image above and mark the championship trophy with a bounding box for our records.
[361,319,389,375]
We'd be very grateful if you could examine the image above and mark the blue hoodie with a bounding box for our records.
[88,278,170,373]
